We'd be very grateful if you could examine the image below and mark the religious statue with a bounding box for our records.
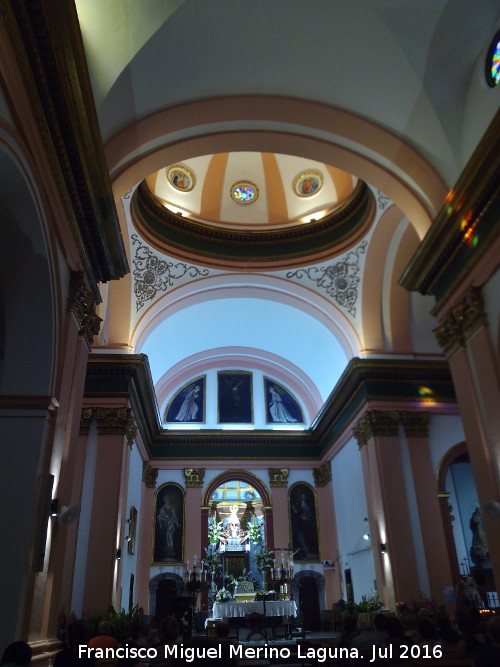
[469,507,489,565]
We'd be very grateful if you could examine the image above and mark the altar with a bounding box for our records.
[212,599,297,620]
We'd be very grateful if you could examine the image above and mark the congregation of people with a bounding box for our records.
[2,608,500,667]
[335,610,500,666]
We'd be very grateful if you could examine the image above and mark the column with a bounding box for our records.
[81,404,136,615]
[354,410,420,608]
[313,463,342,606]
[135,462,157,611]
[434,287,500,591]
[401,412,454,602]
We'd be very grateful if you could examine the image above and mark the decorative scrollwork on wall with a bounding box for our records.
[286,241,367,317]
[131,234,210,310]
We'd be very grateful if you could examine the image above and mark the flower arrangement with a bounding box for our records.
[201,545,221,574]
[208,516,225,544]
[215,587,232,602]
[246,518,263,544]
[396,597,442,617]
[254,548,274,574]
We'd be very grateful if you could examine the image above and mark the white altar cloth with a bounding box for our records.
[212,600,296,620]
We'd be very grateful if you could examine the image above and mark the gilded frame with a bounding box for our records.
[152,482,185,565]
[288,482,321,562]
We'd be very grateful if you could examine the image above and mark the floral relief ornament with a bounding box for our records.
[286,241,367,317]
[131,234,209,310]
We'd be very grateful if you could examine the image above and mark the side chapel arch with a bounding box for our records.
[436,442,469,587]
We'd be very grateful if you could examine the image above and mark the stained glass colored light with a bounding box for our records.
[233,185,256,202]
[490,41,500,85]
[486,31,500,87]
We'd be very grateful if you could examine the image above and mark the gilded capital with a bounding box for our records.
[184,468,205,488]
[353,410,400,448]
[80,407,94,435]
[95,407,137,448]
[400,412,430,438]
[434,286,487,357]
[67,272,102,349]
[142,461,158,488]
[313,463,332,487]
[268,468,289,487]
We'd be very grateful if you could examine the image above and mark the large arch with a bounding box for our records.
[132,274,362,360]
[107,97,447,239]
[0,139,57,648]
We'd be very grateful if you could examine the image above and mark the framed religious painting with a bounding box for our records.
[152,482,185,564]
[127,506,138,555]
[217,371,253,424]
[288,482,320,562]
[163,376,206,424]
[264,378,304,424]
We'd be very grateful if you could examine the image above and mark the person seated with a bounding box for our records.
[457,611,488,656]
[88,621,119,651]
[0,641,32,667]
[337,615,359,648]
[384,616,414,648]
[435,612,460,644]
[475,616,500,667]
[53,620,95,667]
[402,614,420,644]
[417,616,441,649]
[122,621,147,649]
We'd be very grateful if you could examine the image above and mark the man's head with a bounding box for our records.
[98,620,111,635]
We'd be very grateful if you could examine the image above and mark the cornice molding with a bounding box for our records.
[313,463,332,487]
[2,0,128,287]
[352,410,400,447]
[132,179,374,270]
[268,468,289,487]
[83,355,455,460]
[433,286,488,356]
[142,462,158,489]
[400,108,500,308]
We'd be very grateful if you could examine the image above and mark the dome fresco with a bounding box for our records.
[147,152,357,230]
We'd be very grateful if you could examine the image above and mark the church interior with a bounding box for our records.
[0,0,499,658]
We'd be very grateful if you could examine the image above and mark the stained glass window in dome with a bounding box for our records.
[231,181,259,204]
[486,30,500,87]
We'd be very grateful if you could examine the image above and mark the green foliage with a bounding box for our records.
[254,547,274,574]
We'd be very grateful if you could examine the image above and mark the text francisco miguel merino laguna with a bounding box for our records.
[78,643,444,663]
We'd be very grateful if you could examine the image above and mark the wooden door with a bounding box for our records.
[298,576,321,631]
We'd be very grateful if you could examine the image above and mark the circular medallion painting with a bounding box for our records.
[485,30,500,87]
[293,170,323,197]
[167,165,195,192]
[230,181,259,204]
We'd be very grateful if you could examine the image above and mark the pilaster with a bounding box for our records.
[353,410,420,608]
[434,287,500,592]
[80,402,134,615]
[135,463,157,611]
[268,469,289,554]
[184,468,205,608]
[314,463,342,605]
[401,412,454,602]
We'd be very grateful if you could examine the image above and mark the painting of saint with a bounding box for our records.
[167,164,195,192]
[264,379,303,424]
[293,170,323,197]
[164,377,205,424]
[152,483,184,564]
[289,483,320,561]
[217,371,253,423]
